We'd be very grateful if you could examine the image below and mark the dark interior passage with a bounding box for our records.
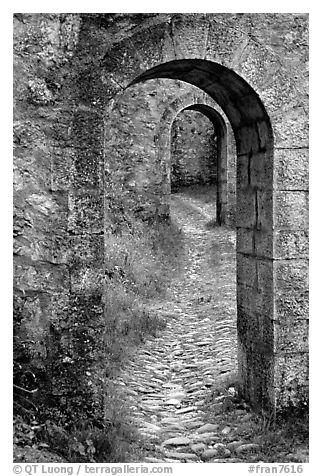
[170,110,217,192]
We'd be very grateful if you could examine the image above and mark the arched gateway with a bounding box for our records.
[13,14,309,413]
[118,59,276,409]
[103,55,308,410]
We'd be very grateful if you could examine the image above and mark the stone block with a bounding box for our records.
[172,14,210,59]
[257,259,274,295]
[68,191,104,234]
[273,353,309,407]
[236,154,249,189]
[100,71,122,99]
[71,110,104,150]
[103,41,145,87]
[51,147,74,191]
[257,190,273,230]
[237,283,273,319]
[236,95,266,124]
[274,148,309,191]
[70,267,104,294]
[224,102,243,129]
[70,234,104,267]
[205,15,250,68]
[14,191,69,264]
[14,257,69,294]
[235,189,256,228]
[68,292,104,324]
[236,253,257,287]
[14,292,54,362]
[235,125,260,156]
[274,319,308,353]
[272,107,309,149]
[237,314,275,409]
[73,64,112,106]
[274,229,309,259]
[14,144,52,192]
[250,151,274,190]
[131,23,174,70]
[254,229,274,259]
[274,259,309,320]
[41,108,73,147]
[73,148,104,189]
[274,191,308,231]
[236,227,254,255]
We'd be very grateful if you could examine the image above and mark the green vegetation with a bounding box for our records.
[203,372,309,463]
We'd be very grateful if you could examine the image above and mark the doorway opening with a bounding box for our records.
[129,59,275,409]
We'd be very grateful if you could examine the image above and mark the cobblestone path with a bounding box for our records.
[113,190,309,463]
[112,189,248,462]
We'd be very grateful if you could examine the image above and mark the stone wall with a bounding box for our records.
[13,13,309,412]
[13,13,109,406]
[170,110,217,190]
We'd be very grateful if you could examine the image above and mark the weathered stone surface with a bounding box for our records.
[190,442,207,453]
[162,436,191,446]
[274,191,309,231]
[195,423,219,434]
[235,443,260,454]
[235,191,256,228]
[171,110,217,190]
[13,13,309,428]
[201,448,220,460]
[274,319,309,354]
[274,259,309,320]
[274,148,309,191]
[272,108,309,149]
[172,14,210,60]
[274,230,309,260]
[163,451,199,461]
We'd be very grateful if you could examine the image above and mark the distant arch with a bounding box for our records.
[154,91,236,226]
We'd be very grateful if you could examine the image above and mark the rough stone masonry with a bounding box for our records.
[13,13,309,411]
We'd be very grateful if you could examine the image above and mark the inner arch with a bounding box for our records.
[170,109,217,193]
[129,59,273,141]
[170,105,229,225]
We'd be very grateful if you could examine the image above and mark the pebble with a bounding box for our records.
[221,426,232,435]
[176,406,197,414]
[195,423,219,433]
[235,443,261,454]
[162,437,191,447]
[193,432,219,444]
[164,399,181,406]
[201,448,220,461]
[227,440,245,452]
[163,452,199,461]
[144,457,164,463]
[162,424,185,432]
[212,443,231,458]
[190,442,207,453]
[184,420,205,429]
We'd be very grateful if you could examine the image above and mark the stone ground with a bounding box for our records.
[13,186,309,464]
[112,186,243,462]
[113,186,309,464]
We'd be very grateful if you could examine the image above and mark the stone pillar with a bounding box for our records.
[235,120,275,410]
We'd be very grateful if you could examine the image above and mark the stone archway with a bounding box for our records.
[13,14,308,416]
[123,59,275,410]
[154,93,236,226]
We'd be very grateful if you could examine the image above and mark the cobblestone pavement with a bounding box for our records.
[112,189,246,462]
[112,189,309,463]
